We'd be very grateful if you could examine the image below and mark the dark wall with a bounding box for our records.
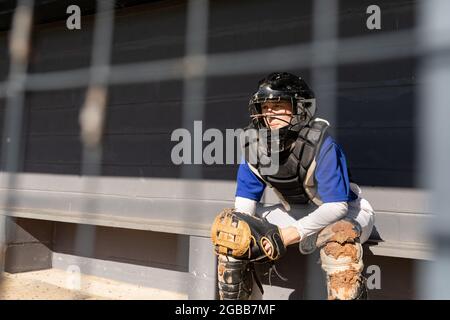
[0,0,418,187]
[0,0,165,31]
[336,0,417,187]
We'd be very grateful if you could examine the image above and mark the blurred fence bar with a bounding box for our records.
[419,0,450,299]
[0,0,34,276]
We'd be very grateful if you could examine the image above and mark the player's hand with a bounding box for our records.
[263,239,273,256]
[262,227,302,255]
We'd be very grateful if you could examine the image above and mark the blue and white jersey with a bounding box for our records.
[235,134,358,204]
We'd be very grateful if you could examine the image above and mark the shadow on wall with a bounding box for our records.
[4,218,190,274]
[52,222,190,272]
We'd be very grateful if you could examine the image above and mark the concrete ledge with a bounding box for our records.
[365,240,433,261]
[1,206,434,261]
[2,206,214,238]
[0,174,434,261]
[0,173,432,213]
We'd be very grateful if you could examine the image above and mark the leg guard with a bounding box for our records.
[217,254,254,300]
[317,217,368,300]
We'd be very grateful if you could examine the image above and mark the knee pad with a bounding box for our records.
[217,255,254,300]
[317,218,367,300]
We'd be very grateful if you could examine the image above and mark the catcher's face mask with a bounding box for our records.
[249,94,314,153]
[260,100,293,130]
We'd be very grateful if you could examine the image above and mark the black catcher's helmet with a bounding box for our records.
[248,72,317,152]
[249,72,316,129]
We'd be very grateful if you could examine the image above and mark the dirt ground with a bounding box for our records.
[0,268,187,300]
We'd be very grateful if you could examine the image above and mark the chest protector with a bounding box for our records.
[244,119,329,209]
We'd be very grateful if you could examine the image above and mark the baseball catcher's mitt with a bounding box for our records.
[211,208,287,262]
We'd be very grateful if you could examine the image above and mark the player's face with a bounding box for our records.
[261,101,293,129]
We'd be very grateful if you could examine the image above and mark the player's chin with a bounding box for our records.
[268,122,281,129]
[270,123,287,130]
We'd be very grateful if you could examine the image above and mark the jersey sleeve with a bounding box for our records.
[235,161,266,202]
[315,137,358,203]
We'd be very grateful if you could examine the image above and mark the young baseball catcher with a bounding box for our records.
[211,72,375,300]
